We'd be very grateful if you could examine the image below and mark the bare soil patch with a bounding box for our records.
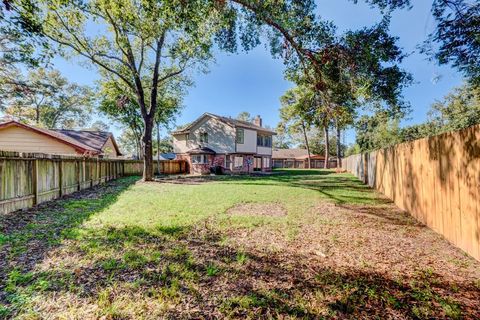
[227,202,287,217]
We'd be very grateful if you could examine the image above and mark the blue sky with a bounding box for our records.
[49,0,464,144]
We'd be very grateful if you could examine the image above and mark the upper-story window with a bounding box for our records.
[236,128,244,144]
[257,135,272,147]
[199,132,208,143]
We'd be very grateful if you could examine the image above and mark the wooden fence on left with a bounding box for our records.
[0,151,186,215]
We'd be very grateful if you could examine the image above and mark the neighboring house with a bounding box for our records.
[0,120,122,157]
[272,148,337,168]
[172,113,275,174]
[154,152,176,160]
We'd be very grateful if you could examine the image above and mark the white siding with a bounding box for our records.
[257,146,272,156]
[173,116,236,154]
[173,134,188,153]
[236,128,257,153]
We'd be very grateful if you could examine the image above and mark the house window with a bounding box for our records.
[199,132,208,143]
[262,157,270,168]
[236,128,244,144]
[234,156,243,168]
[191,154,208,164]
[257,135,263,146]
[257,135,272,147]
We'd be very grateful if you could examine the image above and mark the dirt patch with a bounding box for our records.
[227,202,287,217]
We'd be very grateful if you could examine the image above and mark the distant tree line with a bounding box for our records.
[347,82,480,154]
[1,0,478,176]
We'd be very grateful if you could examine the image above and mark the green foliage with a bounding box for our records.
[428,83,480,132]
[354,111,403,152]
[236,111,253,122]
[0,1,48,95]
[88,120,110,132]
[353,83,480,152]
[424,0,480,87]
[277,86,315,150]
[1,68,94,128]
[23,0,226,179]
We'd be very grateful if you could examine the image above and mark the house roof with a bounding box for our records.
[172,113,276,135]
[153,152,176,160]
[53,129,122,156]
[186,147,216,155]
[272,148,325,160]
[0,120,121,155]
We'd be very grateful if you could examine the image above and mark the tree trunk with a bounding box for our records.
[335,118,342,168]
[156,121,161,176]
[301,121,311,169]
[324,122,329,169]
[142,116,154,181]
[35,105,40,125]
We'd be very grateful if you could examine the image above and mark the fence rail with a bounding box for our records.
[0,151,186,215]
[342,124,480,261]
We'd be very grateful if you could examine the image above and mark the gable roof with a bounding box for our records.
[172,113,276,135]
[0,120,121,155]
[53,129,122,156]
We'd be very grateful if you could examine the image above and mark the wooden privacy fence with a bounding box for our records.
[0,151,186,215]
[342,124,480,261]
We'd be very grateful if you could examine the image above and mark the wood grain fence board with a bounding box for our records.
[342,124,480,261]
[0,153,186,216]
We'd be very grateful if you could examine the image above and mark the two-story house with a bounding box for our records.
[172,113,275,174]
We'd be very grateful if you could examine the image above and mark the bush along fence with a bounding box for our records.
[342,124,480,261]
[0,151,186,215]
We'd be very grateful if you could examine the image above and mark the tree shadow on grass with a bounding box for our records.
[0,176,139,304]
[3,223,479,319]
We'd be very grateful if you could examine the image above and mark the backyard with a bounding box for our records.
[0,170,479,319]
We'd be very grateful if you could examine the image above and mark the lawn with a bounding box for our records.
[1,170,479,319]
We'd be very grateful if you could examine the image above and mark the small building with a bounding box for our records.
[0,120,122,157]
[172,113,275,174]
[272,148,337,168]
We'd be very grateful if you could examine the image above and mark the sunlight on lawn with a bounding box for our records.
[2,170,477,319]
[85,169,379,233]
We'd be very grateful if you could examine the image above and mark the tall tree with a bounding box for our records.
[279,86,316,168]
[428,82,480,131]
[29,0,222,180]
[0,1,48,103]
[99,75,186,161]
[236,111,253,122]
[1,68,94,128]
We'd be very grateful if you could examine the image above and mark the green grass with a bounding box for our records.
[0,169,476,319]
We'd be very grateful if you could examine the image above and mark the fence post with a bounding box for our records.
[99,159,102,184]
[59,160,63,197]
[89,160,93,187]
[32,158,38,206]
[77,160,81,191]
[363,153,369,185]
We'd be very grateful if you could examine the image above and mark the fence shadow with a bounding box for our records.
[0,176,139,302]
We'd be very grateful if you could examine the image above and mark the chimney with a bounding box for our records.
[253,115,262,127]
